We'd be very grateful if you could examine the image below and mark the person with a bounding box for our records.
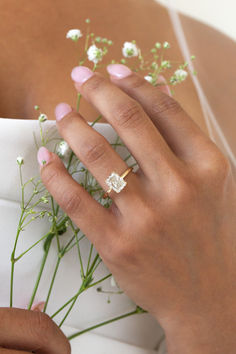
[0,0,235,353]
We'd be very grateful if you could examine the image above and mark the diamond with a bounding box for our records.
[105,172,127,193]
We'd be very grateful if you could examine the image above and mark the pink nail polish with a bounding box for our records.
[32,301,45,312]
[37,147,51,166]
[71,66,94,85]
[107,64,132,79]
[55,102,72,121]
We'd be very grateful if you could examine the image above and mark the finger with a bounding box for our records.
[54,103,141,210]
[107,64,211,163]
[0,349,30,354]
[37,147,116,246]
[0,308,70,354]
[70,66,178,178]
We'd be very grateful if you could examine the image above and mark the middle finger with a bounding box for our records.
[71,66,178,178]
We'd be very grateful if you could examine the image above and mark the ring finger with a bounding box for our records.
[54,104,141,210]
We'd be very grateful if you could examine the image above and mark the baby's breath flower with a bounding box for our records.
[155,42,162,49]
[41,196,49,204]
[175,69,188,81]
[34,105,40,111]
[144,75,153,83]
[56,140,71,158]
[85,18,90,24]
[163,41,170,49]
[122,42,139,58]
[17,156,24,166]
[38,113,48,123]
[66,29,83,42]
[161,60,171,69]
[87,44,103,64]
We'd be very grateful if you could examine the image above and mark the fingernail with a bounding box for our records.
[32,301,45,312]
[55,102,72,121]
[37,147,51,166]
[107,64,132,79]
[71,66,94,85]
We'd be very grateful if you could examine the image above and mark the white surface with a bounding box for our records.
[156,0,236,40]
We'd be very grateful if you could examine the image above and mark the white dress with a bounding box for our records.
[0,118,166,354]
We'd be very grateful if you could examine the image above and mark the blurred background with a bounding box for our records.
[156,0,236,40]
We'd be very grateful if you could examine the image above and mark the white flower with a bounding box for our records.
[87,44,103,64]
[175,69,188,81]
[161,60,171,68]
[110,276,118,288]
[66,29,83,42]
[163,41,170,49]
[122,42,139,58]
[56,141,70,158]
[16,156,24,165]
[38,113,48,123]
[144,75,153,83]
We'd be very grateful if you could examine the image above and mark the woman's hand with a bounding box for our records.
[38,64,236,353]
[0,307,70,353]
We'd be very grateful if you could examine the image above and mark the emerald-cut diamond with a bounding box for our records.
[105,172,127,193]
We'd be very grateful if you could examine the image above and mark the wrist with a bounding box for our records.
[158,308,236,354]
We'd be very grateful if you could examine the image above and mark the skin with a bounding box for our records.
[0,0,236,353]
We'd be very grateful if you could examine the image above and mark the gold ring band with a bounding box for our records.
[103,166,133,199]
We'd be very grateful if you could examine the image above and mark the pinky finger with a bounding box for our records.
[37,147,116,247]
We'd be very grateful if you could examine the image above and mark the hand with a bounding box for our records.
[0,307,70,353]
[38,64,236,353]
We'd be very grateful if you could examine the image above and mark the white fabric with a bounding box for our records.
[0,118,164,353]
[156,0,236,40]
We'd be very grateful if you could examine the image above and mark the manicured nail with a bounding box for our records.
[71,66,94,85]
[32,301,45,312]
[37,147,51,167]
[107,64,132,79]
[55,102,72,121]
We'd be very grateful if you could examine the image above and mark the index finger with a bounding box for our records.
[0,308,70,354]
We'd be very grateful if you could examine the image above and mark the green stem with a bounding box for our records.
[67,308,146,341]
[15,231,52,262]
[51,274,112,319]
[76,93,81,112]
[59,284,84,327]
[10,210,24,307]
[27,238,52,310]
[43,257,61,312]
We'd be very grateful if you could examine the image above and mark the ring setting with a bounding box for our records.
[103,167,133,198]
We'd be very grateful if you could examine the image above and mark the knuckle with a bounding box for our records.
[60,190,82,215]
[125,74,147,90]
[151,94,182,117]
[114,100,145,129]
[199,152,232,183]
[84,74,107,94]
[80,138,107,165]
[42,166,60,188]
